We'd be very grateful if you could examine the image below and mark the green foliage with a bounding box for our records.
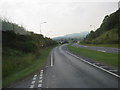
[2,18,57,82]
[67,45,118,67]
[92,28,118,44]
[3,47,54,87]
[2,19,30,35]
[83,9,120,44]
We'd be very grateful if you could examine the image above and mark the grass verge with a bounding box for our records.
[79,43,119,48]
[3,46,54,87]
[67,45,119,68]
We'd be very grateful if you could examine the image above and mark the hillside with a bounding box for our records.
[2,19,30,35]
[83,9,119,44]
[2,19,57,87]
[53,31,88,40]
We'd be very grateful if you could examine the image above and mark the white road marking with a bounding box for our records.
[38,84,42,87]
[39,77,42,79]
[46,66,49,68]
[40,72,43,74]
[51,51,53,67]
[46,87,48,88]
[66,51,120,78]
[34,74,37,77]
[39,80,42,83]
[109,70,118,72]
[40,74,43,77]
[31,81,35,84]
[97,50,106,52]
[94,63,100,65]
[30,85,34,88]
[33,77,36,80]
[100,66,108,68]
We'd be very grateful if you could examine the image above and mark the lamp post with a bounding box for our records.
[40,22,47,34]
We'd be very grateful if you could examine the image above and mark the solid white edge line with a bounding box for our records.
[51,51,53,67]
[66,51,120,78]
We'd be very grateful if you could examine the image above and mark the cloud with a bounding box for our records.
[0,0,118,37]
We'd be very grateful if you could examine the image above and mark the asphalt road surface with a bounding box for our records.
[9,44,119,88]
[72,43,119,54]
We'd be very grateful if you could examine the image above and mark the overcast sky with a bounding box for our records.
[0,0,119,38]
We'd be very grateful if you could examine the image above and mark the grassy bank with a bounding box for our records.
[3,46,54,87]
[79,43,119,48]
[67,45,119,68]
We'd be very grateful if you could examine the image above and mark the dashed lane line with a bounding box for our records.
[39,76,42,80]
[38,84,42,87]
[30,85,34,88]
[31,81,36,84]
[40,74,43,77]
[41,70,43,72]
[39,80,42,83]
[34,74,37,77]
[30,69,44,88]
[33,77,36,80]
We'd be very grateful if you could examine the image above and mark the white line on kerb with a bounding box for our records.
[97,50,106,52]
[51,51,53,67]
[66,51,120,78]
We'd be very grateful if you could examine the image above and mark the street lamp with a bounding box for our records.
[40,22,47,34]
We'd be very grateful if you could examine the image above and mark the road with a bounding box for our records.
[9,44,119,88]
[72,43,119,54]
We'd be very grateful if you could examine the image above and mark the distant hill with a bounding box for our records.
[83,9,119,44]
[53,32,89,40]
